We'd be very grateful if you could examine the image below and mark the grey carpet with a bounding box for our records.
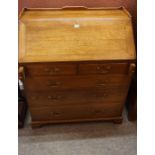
[18,110,137,155]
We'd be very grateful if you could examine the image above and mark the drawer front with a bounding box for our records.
[27,88,128,107]
[30,103,123,121]
[25,75,130,91]
[25,63,77,76]
[79,63,129,75]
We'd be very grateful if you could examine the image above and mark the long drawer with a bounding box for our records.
[30,103,123,121]
[26,88,128,107]
[25,75,130,91]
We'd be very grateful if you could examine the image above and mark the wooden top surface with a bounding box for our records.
[19,8,136,63]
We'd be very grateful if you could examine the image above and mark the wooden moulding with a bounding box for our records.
[31,116,123,128]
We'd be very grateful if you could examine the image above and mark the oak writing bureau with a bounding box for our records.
[19,7,136,128]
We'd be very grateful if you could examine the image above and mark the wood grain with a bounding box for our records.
[19,8,136,63]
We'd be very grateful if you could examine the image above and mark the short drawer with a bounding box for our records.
[27,88,127,107]
[79,63,129,75]
[25,75,130,91]
[25,63,77,76]
[30,103,123,121]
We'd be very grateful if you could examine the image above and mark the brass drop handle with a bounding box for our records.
[44,67,60,73]
[48,82,61,88]
[47,95,62,100]
[31,96,37,100]
[51,111,62,116]
[54,67,60,72]
[96,82,106,87]
[96,65,111,73]
[93,93,108,98]
[103,93,108,97]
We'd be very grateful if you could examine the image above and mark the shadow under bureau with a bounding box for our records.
[19,7,136,128]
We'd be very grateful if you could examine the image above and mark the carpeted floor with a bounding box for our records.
[18,111,137,155]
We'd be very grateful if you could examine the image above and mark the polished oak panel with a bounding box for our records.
[19,8,136,63]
